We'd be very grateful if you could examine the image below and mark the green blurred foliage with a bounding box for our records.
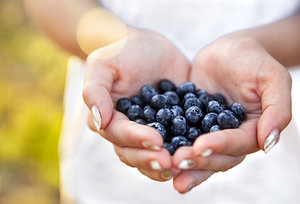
[0,0,69,203]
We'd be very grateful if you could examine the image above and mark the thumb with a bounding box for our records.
[82,55,116,131]
[257,66,292,154]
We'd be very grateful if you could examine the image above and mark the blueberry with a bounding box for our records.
[147,122,167,140]
[127,105,143,121]
[162,143,176,155]
[156,108,172,127]
[184,98,202,110]
[207,100,224,114]
[171,136,188,149]
[185,106,203,125]
[143,106,156,123]
[186,127,201,142]
[116,98,132,114]
[199,93,213,107]
[210,125,221,132]
[195,89,207,98]
[130,95,144,107]
[177,140,193,148]
[182,93,196,104]
[170,105,184,119]
[229,102,247,121]
[140,85,157,103]
[213,93,227,106]
[164,91,180,106]
[157,79,176,93]
[217,110,239,129]
[176,82,196,97]
[201,113,218,133]
[171,116,187,135]
[150,94,168,109]
[135,118,146,125]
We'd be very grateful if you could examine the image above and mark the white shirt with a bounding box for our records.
[59,1,300,203]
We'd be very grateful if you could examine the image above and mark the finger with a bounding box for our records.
[192,119,258,157]
[101,111,164,150]
[82,56,116,131]
[257,65,292,153]
[138,168,177,182]
[113,145,172,170]
[173,170,215,194]
[173,146,245,171]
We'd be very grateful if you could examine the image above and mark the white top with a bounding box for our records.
[59,1,300,203]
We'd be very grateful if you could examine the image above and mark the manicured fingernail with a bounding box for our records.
[161,170,173,180]
[197,148,213,157]
[185,183,195,193]
[150,160,162,171]
[264,129,279,154]
[178,159,195,169]
[142,141,161,151]
[92,105,102,131]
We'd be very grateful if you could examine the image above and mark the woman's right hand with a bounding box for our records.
[83,27,190,181]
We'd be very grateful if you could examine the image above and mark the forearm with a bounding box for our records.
[24,0,127,60]
[236,11,300,67]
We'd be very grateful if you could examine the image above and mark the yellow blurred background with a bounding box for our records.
[0,0,68,203]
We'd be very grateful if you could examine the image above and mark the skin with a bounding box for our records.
[25,0,300,194]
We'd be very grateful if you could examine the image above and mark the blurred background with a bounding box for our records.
[0,0,68,203]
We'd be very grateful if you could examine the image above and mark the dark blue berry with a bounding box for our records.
[213,93,227,106]
[195,89,207,97]
[164,91,180,106]
[177,140,193,148]
[171,136,188,149]
[156,108,172,127]
[182,93,196,104]
[116,98,131,114]
[217,110,239,129]
[140,85,157,103]
[201,113,218,133]
[229,102,247,121]
[127,105,143,121]
[130,95,144,107]
[171,116,187,135]
[158,79,176,93]
[147,122,167,140]
[199,93,214,108]
[135,118,146,125]
[207,100,224,114]
[210,125,221,132]
[162,143,176,155]
[170,105,184,119]
[176,82,196,97]
[185,106,203,125]
[143,106,156,123]
[184,98,202,110]
[150,94,168,109]
[186,127,201,142]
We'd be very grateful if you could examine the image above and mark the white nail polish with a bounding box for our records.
[150,161,162,171]
[178,159,195,169]
[142,141,161,151]
[199,149,213,157]
[92,105,102,131]
[264,129,279,154]
[161,170,173,180]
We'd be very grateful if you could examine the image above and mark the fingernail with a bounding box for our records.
[178,159,195,170]
[264,129,279,154]
[197,148,213,157]
[185,183,195,193]
[150,160,162,171]
[161,170,173,180]
[142,141,161,151]
[92,105,102,131]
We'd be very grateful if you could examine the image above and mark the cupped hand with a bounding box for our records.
[83,27,190,181]
[172,34,292,193]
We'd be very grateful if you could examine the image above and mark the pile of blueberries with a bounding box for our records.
[116,79,246,155]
